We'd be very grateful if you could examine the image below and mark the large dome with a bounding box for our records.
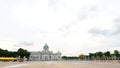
[43,43,49,51]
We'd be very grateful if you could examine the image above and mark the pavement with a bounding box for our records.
[0,61,120,68]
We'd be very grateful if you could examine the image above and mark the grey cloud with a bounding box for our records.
[48,0,67,12]
[48,0,57,11]
[107,42,120,48]
[49,0,98,36]
[48,0,58,6]
[39,30,48,34]
[58,22,77,37]
[102,39,120,48]
[77,5,98,21]
[88,28,111,36]
[58,6,98,37]
[112,18,120,35]
[89,17,120,36]
[114,18,120,23]
[59,22,76,32]
[14,41,34,47]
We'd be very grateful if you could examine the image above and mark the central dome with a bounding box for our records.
[43,43,49,51]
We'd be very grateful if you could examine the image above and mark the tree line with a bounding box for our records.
[62,56,79,60]
[89,50,120,60]
[62,50,120,61]
[0,48,30,60]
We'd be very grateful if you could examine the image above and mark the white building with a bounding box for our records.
[29,44,62,61]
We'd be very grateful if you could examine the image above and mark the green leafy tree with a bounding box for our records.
[62,56,68,60]
[0,48,30,60]
[114,50,120,60]
[96,52,103,60]
[17,48,26,58]
[0,48,4,57]
[104,51,111,60]
[89,53,97,60]
[24,50,30,60]
[17,48,30,60]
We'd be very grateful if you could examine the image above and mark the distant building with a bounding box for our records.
[29,44,61,61]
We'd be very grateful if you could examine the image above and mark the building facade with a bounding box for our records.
[29,44,61,61]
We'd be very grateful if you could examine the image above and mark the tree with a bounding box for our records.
[0,48,4,57]
[24,50,30,60]
[62,56,78,60]
[17,48,25,58]
[96,52,103,60]
[17,48,30,60]
[104,51,111,60]
[12,52,18,57]
[0,48,30,61]
[62,56,68,60]
[89,53,94,60]
[114,50,120,60]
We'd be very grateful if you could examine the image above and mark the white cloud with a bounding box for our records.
[0,0,120,56]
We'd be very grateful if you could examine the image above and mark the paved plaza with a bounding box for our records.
[0,61,120,68]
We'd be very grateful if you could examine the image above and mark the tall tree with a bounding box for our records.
[24,50,30,60]
[17,48,30,60]
[96,52,103,60]
[89,53,94,60]
[0,48,4,57]
[114,50,120,60]
[104,51,111,60]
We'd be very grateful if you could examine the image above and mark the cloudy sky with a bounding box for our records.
[0,0,120,56]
